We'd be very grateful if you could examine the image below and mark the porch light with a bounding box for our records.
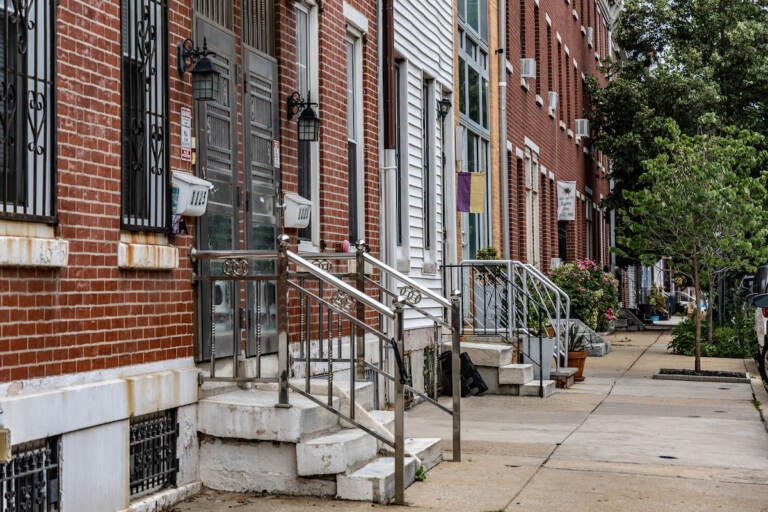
[437,98,452,120]
[287,92,320,142]
[177,38,220,102]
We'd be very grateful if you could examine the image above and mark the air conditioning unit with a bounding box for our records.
[551,258,562,269]
[547,91,558,114]
[520,58,536,79]
[575,118,590,138]
[587,27,594,47]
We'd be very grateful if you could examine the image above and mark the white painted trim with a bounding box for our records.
[523,137,540,154]
[2,365,199,444]
[548,170,555,180]
[506,140,514,152]
[343,2,368,33]
[545,13,552,26]
[556,32,562,44]
[515,147,524,159]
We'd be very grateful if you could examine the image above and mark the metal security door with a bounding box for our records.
[243,48,279,356]
[196,20,239,361]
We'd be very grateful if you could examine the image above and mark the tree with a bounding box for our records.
[617,119,768,371]
[586,0,768,261]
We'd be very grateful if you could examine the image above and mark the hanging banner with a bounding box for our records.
[457,172,486,213]
[457,172,471,212]
[557,180,577,221]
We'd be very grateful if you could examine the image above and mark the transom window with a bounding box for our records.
[121,0,169,232]
[0,0,55,222]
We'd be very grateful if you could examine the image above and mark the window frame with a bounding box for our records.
[295,0,320,250]
[120,0,170,232]
[346,28,364,244]
[0,0,56,223]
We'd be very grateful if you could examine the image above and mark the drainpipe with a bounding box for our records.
[499,0,509,259]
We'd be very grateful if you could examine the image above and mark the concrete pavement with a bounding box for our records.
[172,329,768,512]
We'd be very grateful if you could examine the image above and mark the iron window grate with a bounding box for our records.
[0,437,60,512]
[129,409,179,499]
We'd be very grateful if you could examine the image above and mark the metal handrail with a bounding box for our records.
[287,250,394,319]
[362,252,452,308]
[189,248,278,261]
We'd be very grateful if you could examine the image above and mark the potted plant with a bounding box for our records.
[566,324,588,382]
[647,284,668,322]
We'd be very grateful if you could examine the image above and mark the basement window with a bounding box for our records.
[129,409,179,499]
[0,437,61,511]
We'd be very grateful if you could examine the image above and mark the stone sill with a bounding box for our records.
[118,242,179,270]
[0,235,69,268]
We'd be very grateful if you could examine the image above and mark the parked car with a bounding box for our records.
[747,264,768,379]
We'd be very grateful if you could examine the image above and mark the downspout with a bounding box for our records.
[499,0,509,259]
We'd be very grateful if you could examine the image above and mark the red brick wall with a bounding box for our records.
[0,0,198,382]
[277,0,380,257]
[505,0,612,268]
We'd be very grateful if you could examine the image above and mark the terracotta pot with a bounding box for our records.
[568,350,588,382]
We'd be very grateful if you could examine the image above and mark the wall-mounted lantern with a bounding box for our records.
[177,38,220,102]
[286,92,320,142]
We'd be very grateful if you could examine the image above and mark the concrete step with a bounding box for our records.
[382,437,442,472]
[499,363,534,385]
[520,379,556,397]
[441,341,514,367]
[296,428,378,476]
[368,410,395,433]
[197,388,340,443]
[336,456,418,504]
[551,367,577,389]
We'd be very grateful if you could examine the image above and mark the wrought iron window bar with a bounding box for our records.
[129,409,179,500]
[0,437,60,512]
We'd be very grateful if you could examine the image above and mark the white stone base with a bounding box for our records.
[336,456,417,504]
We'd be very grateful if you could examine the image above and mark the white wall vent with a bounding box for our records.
[520,58,536,79]
[575,118,590,138]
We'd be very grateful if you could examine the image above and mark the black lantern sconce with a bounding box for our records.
[287,92,320,142]
[437,98,452,120]
[177,38,220,102]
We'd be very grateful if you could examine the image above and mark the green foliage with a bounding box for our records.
[414,466,426,482]
[476,247,500,260]
[550,259,619,332]
[567,324,587,352]
[647,284,667,315]
[668,311,757,359]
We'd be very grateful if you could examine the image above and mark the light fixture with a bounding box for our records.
[437,98,452,120]
[177,38,220,102]
[287,92,320,141]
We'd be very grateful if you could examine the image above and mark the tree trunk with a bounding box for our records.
[693,255,702,372]
[707,278,714,344]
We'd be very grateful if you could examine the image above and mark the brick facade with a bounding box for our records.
[505,0,612,270]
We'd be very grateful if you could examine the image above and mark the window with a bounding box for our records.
[585,199,594,260]
[0,437,60,511]
[395,61,405,246]
[524,147,541,266]
[296,2,318,245]
[422,80,436,258]
[534,5,541,95]
[0,0,55,222]
[458,1,490,259]
[557,42,564,119]
[129,409,178,499]
[346,31,364,242]
[546,24,553,93]
[121,0,169,231]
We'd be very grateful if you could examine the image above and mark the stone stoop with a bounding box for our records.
[336,456,418,504]
[197,386,445,503]
[442,341,556,397]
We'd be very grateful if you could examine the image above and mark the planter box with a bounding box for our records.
[522,336,555,380]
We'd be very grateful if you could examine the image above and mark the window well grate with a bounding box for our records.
[0,437,60,512]
[129,409,179,499]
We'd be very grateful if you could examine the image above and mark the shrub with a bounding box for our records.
[668,315,757,358]
[550,259,619,332]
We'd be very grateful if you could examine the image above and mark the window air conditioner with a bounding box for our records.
[587,27,594,47]
[547,91,558,114]
[575,118,590,138]
[520,58,536,79]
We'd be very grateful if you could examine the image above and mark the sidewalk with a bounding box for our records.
[173,330,768,512]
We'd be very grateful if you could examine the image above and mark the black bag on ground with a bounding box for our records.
[438,350,488,397]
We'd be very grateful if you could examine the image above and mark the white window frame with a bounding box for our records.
[296,0,320,252]
[346,27,365,245]
[422,77,437,267]
[524,146,541,267]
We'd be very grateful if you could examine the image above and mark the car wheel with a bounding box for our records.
[759,343,768,382]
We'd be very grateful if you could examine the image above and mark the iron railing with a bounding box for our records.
[191,235,462,504]
[446,259,571,380]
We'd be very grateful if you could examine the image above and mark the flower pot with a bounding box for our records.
[568,350,588,382]
[650,315,660,322]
